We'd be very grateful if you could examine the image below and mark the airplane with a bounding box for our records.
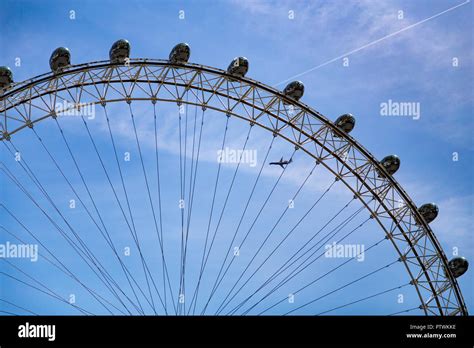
[269,157,293,169]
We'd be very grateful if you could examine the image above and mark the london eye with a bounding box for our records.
[0,40,469,316]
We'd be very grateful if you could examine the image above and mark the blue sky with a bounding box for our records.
[0,0,472,315]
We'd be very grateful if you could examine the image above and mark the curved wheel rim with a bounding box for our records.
[0,59,467,316]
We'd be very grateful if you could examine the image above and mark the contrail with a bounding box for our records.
[274,0,470,86]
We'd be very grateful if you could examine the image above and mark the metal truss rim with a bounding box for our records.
[0,59,467,316]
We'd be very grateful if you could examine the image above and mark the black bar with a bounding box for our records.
[0,315,473,346]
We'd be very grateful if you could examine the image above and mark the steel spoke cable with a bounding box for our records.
[184,107,207,315]
[283,259,399,315]
[388,306,421,316]
[0,270,93,315]
[8,126,140,314]
[2,258,95,315]
[42,119,149,314]
[103,104,153,313]
[256,213,374,310]
[257,238,390,315]
[0,164,134,314]
[214,162,320,314]
[129,102,170,314]
[217,175,338,316]
[244,221,378,315]
[1,223,126,315]
[103,104,162,314]
[194,134,276,315]
[194,123,254,312]
[238,204,367,314]
[177,91,193,314]
[235,203,366,315]
[3,135,142,314]
[2,138,133,309]
[153,102,169,312]
[0,310,18,316]
[314,283,410,315]
[182,101,205,314]
[247,205,365,303]
[0,298,39,316]
[208,147,298,315]
[177,99,186,314]
[201,124,253,269]
[81,113,174,314]
[0,147,136,314]
[191,114,231,314]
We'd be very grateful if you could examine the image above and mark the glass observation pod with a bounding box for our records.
[109,39,131,63]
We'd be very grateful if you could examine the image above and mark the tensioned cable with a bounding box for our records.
[388,306,421,316]
[10,128,143,316]
[215,167,333,315]
[0,166,126,314]
[283,259,399,315]
[193,134,275,315]
[247,214,374,315]
[258,241,394,315]
[184,107,207,315]
[177,97,187,314]
[182,99,206,315]
[152,101,169,312]
[205,146,298,315]
[129,102,170,314]
[246,205,365,302]
[235,204,367,315]
[191,114,231,314]
[81,111,175,314]
[1,261,94,315]
[103,104,166,314]
[249,229,382,315]
[0,161,132,314]
[103,104,154,313]
[195,123,254,312]
[43,118,148,314]
[0,298,39,316]
[1,222,125,315]
[0,147,136,314]
[315,283,410,315]
[1,270,92,315]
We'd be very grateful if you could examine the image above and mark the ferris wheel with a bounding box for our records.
[0,40,469,316]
